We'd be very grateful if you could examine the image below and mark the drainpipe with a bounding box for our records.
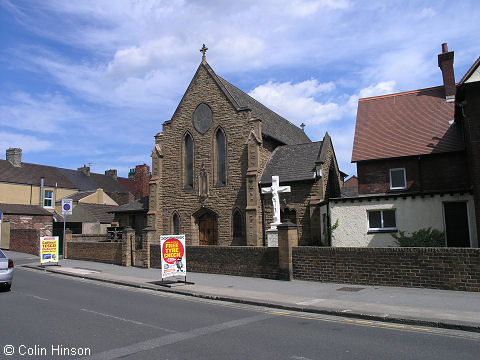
[54,182,57,208]
[40,177,45,207]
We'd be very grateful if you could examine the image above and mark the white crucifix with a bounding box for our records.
[261,176,291,228]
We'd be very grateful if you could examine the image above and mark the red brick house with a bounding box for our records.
[330,44,478,248]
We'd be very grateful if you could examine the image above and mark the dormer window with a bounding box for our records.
[389,168,406,190]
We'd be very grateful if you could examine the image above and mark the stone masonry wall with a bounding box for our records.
[67,242,122,265]
[293,247,480,292]
[151,245,279,279]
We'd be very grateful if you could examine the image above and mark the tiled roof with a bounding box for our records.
[352,86,464,162]
[203,63,311,145]
[109,196,149,213]
[260,141,323,184]
[0,159,130,194]
[78,203,117,223]
[0,203,53,216]
[0,160,76,188]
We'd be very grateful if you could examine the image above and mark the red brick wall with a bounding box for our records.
[10,229,39,255]
[67,242,122,265]
[293,247,480,292]
[4,214,52,255]
[151,245,279,279]
[134,164,150,199]
[357,152,469,195]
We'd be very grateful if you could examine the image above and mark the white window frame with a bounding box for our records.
[389,168,406,190]
[44,190,54,208]
[367,209,397,231]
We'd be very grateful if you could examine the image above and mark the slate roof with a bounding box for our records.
[0,203,52,216]
[260,141,323,184]
[56,191,95,203]
[109,196,149,213]
[0,159,130,194]
[352,86,464,162]
[77,203,117,223]
[202,63,311,145]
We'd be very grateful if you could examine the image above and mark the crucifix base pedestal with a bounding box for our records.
[266,228,278,247]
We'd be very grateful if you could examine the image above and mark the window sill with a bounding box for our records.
[183,185,193,191]
[215,183,226,188]
[368,228,398,234]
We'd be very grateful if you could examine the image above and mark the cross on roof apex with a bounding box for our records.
[200,44,208,64]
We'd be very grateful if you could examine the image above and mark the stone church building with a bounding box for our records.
[148,47,344,246]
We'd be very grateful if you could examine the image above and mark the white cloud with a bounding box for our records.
[0,92,85,133]
[248,79,339,125]
[0,132,52,153]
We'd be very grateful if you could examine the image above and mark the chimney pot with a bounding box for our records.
[6,148,22,167]
[441,43,448,53]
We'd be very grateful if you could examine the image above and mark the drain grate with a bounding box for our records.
[337,287,365,292]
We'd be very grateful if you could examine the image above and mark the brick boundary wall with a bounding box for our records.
[293,247,480,292]
[67,242,122,265]
[10,229,39,255]
[151,245,280,279]
[72,234,109,243]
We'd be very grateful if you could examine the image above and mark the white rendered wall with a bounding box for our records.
[330,193,477,247]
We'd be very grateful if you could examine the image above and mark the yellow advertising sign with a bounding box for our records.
[40,236,59,264]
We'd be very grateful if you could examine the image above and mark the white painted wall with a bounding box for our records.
[330,193,477,247]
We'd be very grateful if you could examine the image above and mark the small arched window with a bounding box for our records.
[184,133,194,188]
[233,209,243,238]
[172,212,180,235]
[215,128,226,186]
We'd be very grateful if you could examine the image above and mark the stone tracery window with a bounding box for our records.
[233,209,244,239]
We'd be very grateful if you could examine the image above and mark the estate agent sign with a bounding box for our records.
[40,236,59,264]
[160,235,186,279]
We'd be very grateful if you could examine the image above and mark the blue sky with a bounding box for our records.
[1,0,479,178]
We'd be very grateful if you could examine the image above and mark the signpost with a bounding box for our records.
[159,235,193,287]
[40,236,59,265]
[61,199,73,259]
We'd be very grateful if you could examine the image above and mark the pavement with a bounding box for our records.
[6,250,480,333]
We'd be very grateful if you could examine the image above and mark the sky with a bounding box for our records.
[1,0,479,178]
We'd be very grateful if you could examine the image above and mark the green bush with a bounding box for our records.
[391,227,445,247]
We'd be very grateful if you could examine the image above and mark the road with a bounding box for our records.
[1,259,479,360]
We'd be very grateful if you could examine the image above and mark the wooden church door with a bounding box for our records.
[199,213,216,245]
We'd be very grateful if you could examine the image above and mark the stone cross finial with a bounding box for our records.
[300,123,306,131]
[261,176,291,228]
[200,44,208,63]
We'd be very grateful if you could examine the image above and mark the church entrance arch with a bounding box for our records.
[193,208,217,245]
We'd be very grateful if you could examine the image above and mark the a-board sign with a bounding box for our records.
[61,198,73,216]
[160,235,186,279]
[40,236,59,264]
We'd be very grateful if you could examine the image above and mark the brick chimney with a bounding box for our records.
[438,43,455,101]
[78,165,90,176]
[105,169,117,180]
[134,164,150,199]
[6,148,22,167]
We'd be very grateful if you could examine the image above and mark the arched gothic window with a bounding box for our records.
[184,133,194,188]
[233,209,244,239]
[172,212,180,235]
[215,128,226,186]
